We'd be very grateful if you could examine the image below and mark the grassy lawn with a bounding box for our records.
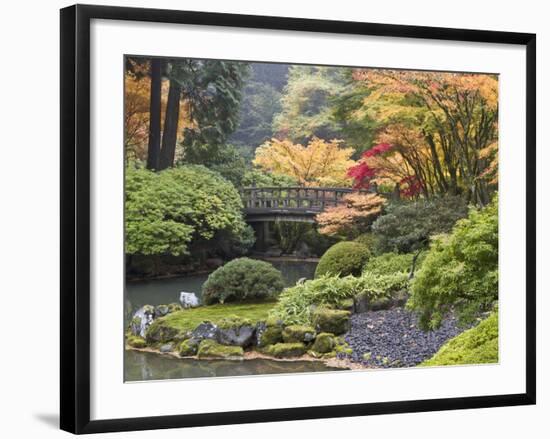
[155,301,276,333]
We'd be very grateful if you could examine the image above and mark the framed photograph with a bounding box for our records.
[60,4,536,434]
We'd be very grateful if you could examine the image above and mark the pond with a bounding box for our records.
[125,350,343,382]
[124,259,336,380]
[125,258,318,322]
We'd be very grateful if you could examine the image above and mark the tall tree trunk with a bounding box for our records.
[158,78,182,170]
[146,59,162,170]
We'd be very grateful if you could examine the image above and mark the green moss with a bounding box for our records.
[312,308,351,335]
[421,312,498,367]
[316,242,371,278]
[145,320,182,344]
[311,333,335,354]
[257,326,283,347]
[177,339,198,357]
[197,339,244,359]
[126,335,147,348]
[282,325,316,343]
[217,315,253,330]
[150,301,275,335]
[262,342,307,358]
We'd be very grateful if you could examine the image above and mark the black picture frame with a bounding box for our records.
[60,4,536,434]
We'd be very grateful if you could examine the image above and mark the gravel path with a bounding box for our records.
[340,308,468,368]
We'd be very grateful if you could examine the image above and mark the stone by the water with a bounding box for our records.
[179,291,200,308]
[130,305,155,338]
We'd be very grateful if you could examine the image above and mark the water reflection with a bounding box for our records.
[125,350,343,381]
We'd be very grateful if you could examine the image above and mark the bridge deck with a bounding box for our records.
[240,186,361,221]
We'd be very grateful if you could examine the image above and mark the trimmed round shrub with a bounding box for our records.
[202,258,285,305]
[315,242,371,278]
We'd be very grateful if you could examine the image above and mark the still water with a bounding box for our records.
[125,350,342,381]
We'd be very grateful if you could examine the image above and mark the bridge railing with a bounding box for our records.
[240,187,357,212]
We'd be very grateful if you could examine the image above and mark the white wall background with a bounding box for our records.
[0,0,546,437]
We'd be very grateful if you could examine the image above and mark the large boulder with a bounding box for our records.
[256,322,283,347]
[312,308,351,335]
[311,333,336,354]
[282,325,316,343]
[179,292,200,308]
[190,321,219,341]
[130,305,155,338]
[178,338,200,356]
[145,319,181,344]
[216,317,256,347]
[197,339,244,359]
[262,342,307,358]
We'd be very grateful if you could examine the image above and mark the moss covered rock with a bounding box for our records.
[262,342,307,358]
[216,315,256,347]
[421,312,498,366]
[145,319,182,344]
[312,308,351,335]
[197,339,244,359]
[178,339,199,357]
[126,335,147,348]
[282,325,316,343]
[257,325,283,347]
[311,332,335,354]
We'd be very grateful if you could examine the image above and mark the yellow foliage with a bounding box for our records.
[317,193,386,237]
[253,137,356,187]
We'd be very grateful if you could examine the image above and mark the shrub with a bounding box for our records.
[315,241,371,278]
[408,197,498,329]
[372,196,468,253]
[354,233,381,254]
[421,312,498,366]
[364,252,422,277]
[125,164,251,257]
[269,272,407,325]
[202,258,285,305]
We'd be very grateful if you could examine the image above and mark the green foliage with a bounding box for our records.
[270,272,404,325]
[354,233,382,254]
[315,242,371,278]
[372,196,468,253]
[364,252,416,276]
[408,197,498,329]
[230,79,283,149]
[189,143,247,187]
[202,258,285,304]
[125,164,250,256]
[242,169,298,187]
[273,66,349,143]
[273,222,311,254]
[421,312,498,366]
[179,60,250,152]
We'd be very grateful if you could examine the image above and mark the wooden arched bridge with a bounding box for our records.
[240,186,355,223]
